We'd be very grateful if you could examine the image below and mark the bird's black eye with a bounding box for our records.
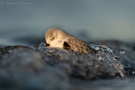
[51,37,54,41]
[63,42,70,50]
[46,43,50,47]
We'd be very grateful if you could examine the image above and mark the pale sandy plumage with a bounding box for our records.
[45,28,95,54]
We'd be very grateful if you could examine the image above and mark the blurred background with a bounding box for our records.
[0,0,135,46]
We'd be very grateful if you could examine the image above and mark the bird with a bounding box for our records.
[45,28,95,54]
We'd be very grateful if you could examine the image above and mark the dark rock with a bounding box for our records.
[35,43,124,79]
[0,41,135,90]
[0,48,70,90]
[96,40,135,76]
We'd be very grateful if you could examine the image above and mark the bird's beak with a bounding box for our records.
[46,43,50,47]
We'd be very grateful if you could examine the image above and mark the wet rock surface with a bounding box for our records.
[0,41,135,90]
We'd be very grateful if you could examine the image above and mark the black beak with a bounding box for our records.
[46,43,50,47]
